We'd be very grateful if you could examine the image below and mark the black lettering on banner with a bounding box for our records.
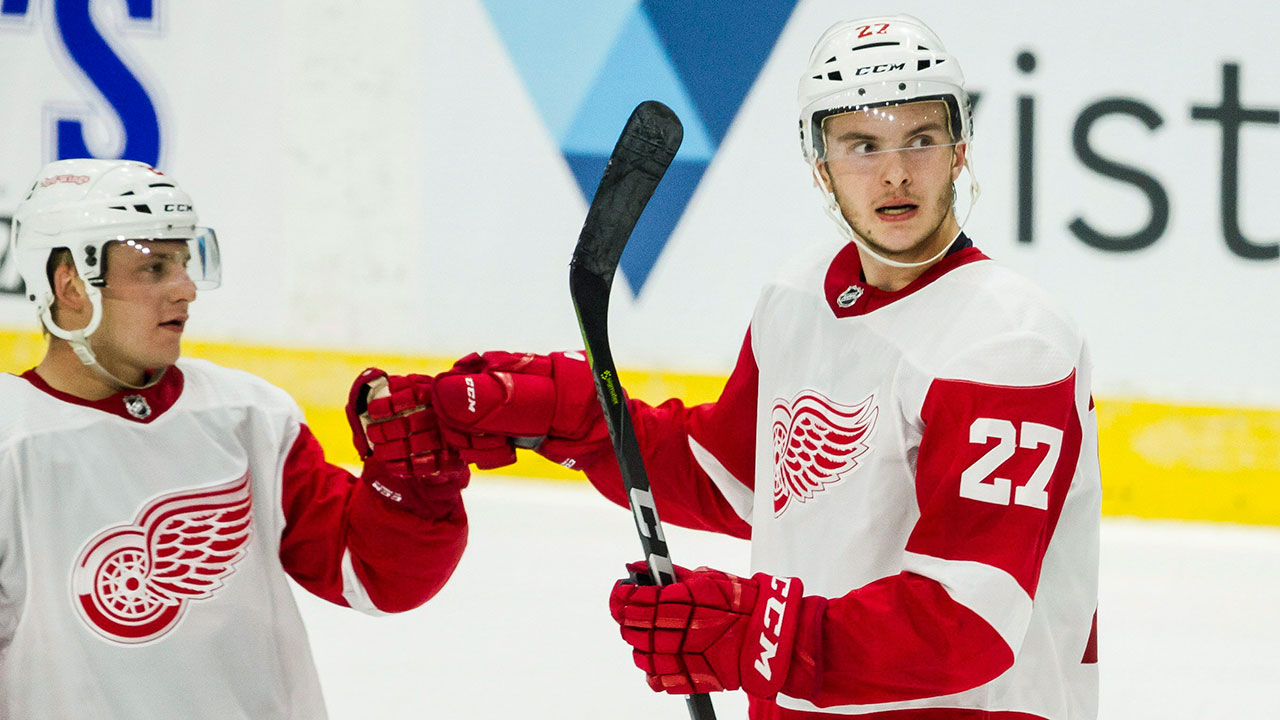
[1190,63,1280,260]
[0,215,23,296]
[1016,51,1037,244]
[1069,99,1169,252]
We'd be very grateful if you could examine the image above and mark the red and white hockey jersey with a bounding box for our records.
[0,358,467,719]
[580,239,1101,719]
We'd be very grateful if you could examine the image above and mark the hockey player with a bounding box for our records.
[0,158,468,718]
[426,15,1100,720]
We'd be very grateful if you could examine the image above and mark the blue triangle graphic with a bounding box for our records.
[642,1,798,145]
[481,2,800,295]
[480,0,639,140]
[562,6,715,160]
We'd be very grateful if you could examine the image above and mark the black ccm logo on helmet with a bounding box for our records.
[164,204,193,212]
[855,62,906,76]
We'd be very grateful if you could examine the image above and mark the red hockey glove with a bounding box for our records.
[431,351,611,470]
[347,368,469,520]
[609,563,805,698]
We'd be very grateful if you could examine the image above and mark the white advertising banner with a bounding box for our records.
[1,0,1277,405]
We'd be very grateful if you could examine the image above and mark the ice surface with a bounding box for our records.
[294,477,1280,719]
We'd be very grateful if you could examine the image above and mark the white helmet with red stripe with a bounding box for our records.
[798,15,971,164]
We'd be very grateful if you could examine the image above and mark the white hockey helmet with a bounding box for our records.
[12,158,220,345]
[796,16,979,269]
[798,15,971,164]
[11,158,221,382]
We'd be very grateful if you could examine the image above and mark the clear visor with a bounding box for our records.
[818,100,962,176]
[101,228,221,290]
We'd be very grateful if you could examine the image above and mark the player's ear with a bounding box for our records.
[951,143,967,182]
[50,260,90,317]
[816,160,835,193]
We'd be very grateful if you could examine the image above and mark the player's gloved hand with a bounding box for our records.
[431,351,611,470]
[609,562,805,697]
[347,368,469,520]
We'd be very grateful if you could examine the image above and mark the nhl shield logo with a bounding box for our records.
[836,285,864,308]
[70,473,253,645]
[771,390,878,517]
[123,395,151,420]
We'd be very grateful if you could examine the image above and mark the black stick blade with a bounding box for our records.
[572,100,683,284]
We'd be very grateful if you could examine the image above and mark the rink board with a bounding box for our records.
[3,328,1277,527]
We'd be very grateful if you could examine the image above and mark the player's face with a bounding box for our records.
[818,101,966,261]
[92,239,198,384]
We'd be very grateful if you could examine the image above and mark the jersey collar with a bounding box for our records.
[823,234,988,318]
[20,366,185,423]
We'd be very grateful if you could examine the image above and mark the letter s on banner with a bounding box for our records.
[40,0,163,165]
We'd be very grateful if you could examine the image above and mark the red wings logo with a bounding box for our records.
[71,473,253,645]
[771,391,878,517]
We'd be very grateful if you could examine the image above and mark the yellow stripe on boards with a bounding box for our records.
[1,327,45,372]
[4,327,1278,526]
[1098,399,1280,526]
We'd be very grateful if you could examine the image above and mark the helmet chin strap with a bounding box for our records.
[40,288,164,391]
[814,146,982,270]
[74,339,164,391]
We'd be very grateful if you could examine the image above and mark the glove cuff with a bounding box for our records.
[547,351,604,438]
[779,595,827,702]
[534,351,612,468]
[360,457,467,522]
[739,573,805,698]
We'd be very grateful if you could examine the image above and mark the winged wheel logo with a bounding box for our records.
[771,391,878,516]
[71,473,253,644]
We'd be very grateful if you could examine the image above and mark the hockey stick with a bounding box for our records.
[568,101,716,720]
